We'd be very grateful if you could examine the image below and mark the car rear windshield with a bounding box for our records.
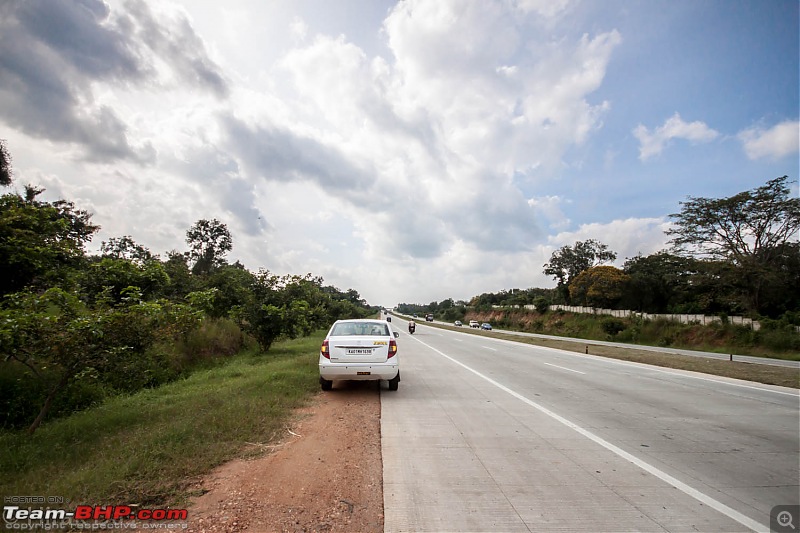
[331,322,390,337]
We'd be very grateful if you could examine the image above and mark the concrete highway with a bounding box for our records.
[381,317,799,532]
[422,316,799,368]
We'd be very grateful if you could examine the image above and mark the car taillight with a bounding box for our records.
[388,338,397,358]
[321,339,330,359]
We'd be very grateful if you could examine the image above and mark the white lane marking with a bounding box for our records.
[439,329,798,398]
[482,346,497,351]
[544,362,585,375]
[546,346,799,398]
[410,335,768,533]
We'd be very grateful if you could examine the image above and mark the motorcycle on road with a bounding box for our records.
[408,321,416,334]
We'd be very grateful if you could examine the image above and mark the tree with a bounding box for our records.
[717,240,800,318]
[233,271,313,351]
[667,176,799,262]
[568,265,630,308]
[667,176,800,314]
[533,296,549,314]
[80,257,170,304]
[0,288,202,433]
[100,235,154,264]
[0,187,99,296]
[204,264,257,318]
[543,240,617,304]
[0,139,12,187]
[345,288,365,305]
[161,250,202,300]
[323,284,375,322]
[186,218,233,275]
[622,252,700,313]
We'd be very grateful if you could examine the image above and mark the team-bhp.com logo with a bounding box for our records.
[3,500,188,530]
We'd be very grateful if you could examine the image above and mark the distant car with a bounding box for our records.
[481,323,492,330]
[469,320,479,328]
[412,314,418,318]
[319,319,400,391]
[425,314,434,322]
[454,320,463,326]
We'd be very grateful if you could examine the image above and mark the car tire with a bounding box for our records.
[320,377,333,391]
[387,373,400,391]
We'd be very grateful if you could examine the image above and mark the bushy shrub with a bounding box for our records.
[730,324,757,346]
[177,318,255,366]
[0,365,107,429]
[779,311,800,326]
[616,325,641,343]
[752,319,800,352]
[657,334,675,347]
[441,307,466,322]
[601,318,627,336]
[99,345,182,393]
[0,288,207,431]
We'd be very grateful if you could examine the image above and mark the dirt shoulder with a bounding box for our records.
[186,381,383,533]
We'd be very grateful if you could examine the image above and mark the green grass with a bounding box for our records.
[0,332,324,507]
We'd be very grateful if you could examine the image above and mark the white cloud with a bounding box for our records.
[384,216,672,304]
[0,0,663,306]
[528,195,571,231]
[289,16,308,42]
[0,0,227,162]
[548,217,671,265]
[633,112,719,160]
[738,120,799,160]
[515,0,573,19]
[383,1,621,176]
[219,0,623,283]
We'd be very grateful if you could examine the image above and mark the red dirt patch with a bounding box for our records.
[186,382,383,533]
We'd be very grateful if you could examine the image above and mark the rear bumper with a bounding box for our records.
[319,361,399,381]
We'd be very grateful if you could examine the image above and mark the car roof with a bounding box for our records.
[329,319,394,335]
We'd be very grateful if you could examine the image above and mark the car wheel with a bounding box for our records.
[387,373,400,391]
[320,377,333,391]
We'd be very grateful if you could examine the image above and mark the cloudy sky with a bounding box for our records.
[1,0,798,306]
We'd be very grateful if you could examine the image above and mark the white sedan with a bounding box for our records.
[319,319,401,391]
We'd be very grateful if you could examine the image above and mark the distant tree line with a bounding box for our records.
[396,298,469,322]
[541,176,799,320]
[405,176,800,324]
[0,141,374,432]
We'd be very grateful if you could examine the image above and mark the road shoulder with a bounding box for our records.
[186,383,383,532]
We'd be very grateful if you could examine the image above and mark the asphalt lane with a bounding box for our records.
[381,319,799,532]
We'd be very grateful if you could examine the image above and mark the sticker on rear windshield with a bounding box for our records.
[373,341,387,345]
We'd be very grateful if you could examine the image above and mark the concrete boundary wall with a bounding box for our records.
[516,304,764,330]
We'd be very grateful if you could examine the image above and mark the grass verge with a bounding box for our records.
[422,322,800,389]
[0,332,324,507]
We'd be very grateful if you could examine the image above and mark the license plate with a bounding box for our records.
[357,371,371,375]
[347,348,372,355]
